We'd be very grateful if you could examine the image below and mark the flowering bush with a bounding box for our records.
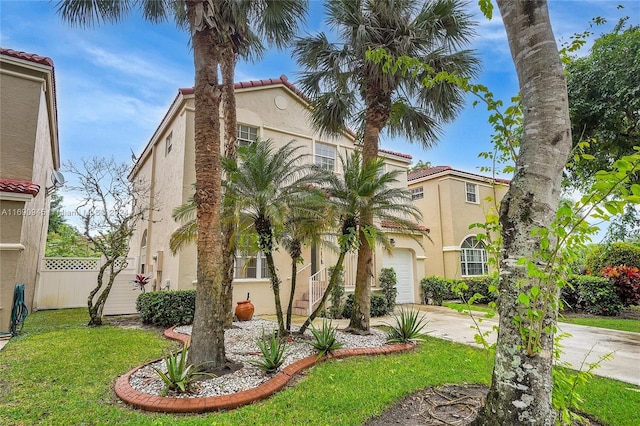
[133,274,150,292]
[601,265,640,306]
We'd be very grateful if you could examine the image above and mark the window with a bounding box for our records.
[234,252,271,279]
[411,186,424,200]
[139,230,147,274]
[237,124,259,147]
[465,182,478,203]
[315,142,336,171]
[460,236,488,276]
[165,133,173,155]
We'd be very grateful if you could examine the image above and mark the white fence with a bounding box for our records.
[35,257,140,315]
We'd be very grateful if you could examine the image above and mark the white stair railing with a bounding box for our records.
[308,267,328,315]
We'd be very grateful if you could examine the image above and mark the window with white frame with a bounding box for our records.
[460,236,489,276]
[237,124,259,147]
[411,186,424,200]
[234,252,271,279]
[165,132,173,155]
[465,182,478,203]
[315,142,336,171]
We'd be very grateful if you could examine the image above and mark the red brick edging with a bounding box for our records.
[114,326,416,413]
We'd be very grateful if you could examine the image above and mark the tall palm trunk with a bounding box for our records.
[256,216,286,335]
[473,1,572,424]
[186,1,226,370]
[286,239,302,332]
[349,93,390,333]
[221,44,238,328]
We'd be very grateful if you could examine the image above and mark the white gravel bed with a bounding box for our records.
[129,319,388,398]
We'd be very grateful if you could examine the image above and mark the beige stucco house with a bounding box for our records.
[408,166,509,280]
[129,75,426,316]
[0,48,61,333]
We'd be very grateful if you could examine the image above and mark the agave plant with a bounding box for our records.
[307,319,344,358]
[153,344,215,395]
[385,308,429,344]
[248,329,287,373]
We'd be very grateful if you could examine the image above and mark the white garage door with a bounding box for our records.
[382,249,414,304]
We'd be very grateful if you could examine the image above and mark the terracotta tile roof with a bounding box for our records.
[0,179,40,196]
[379,148,412,160]
[381,220,430,233]
[0,47,54,67]
[408,165,511,185]
[407,166,452,181]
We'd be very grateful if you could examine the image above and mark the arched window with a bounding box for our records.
[460,236,488,276]
[139,230,147,274]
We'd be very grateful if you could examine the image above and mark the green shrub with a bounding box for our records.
[248,329,286,373]
[342,293,389,318]
[564,275,623,316]
[136,290,196,327]
[459,276,499,303]
[585,242,640,275]
[379,268,398,312]
[307,319,344,357]
[420,276,449,306]
[328,265,345,319]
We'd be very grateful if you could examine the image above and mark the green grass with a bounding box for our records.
[443,301,640,333]
[1,309,638,425]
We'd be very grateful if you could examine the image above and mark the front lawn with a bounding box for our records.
[1,309,638,425]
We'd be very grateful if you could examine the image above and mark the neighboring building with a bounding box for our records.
[408,166,509,280]
[0,48,61,332]
[128,75,425,316]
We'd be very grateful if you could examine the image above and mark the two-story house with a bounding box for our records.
[0,48,61,333]
[408,166,509,280]
[128,75,426,316]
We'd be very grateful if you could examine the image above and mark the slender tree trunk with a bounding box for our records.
[298,251,346,335]
[473,1,572,424]
[286,239,302,332]
[266,251,286,335]
[349,99,388,332]
[221,44,238,328]
[87,261,110,326]
[186,1,226,370]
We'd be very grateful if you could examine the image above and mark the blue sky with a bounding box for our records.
[1,0,638,203]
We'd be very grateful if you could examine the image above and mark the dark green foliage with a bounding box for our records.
[379,267,398,312]
[342,293,388,318]
[307,319,344,357]
[249,329,286,373]
[386,308,429,343]
[420,276,450,306]
[328,266,345,319]
[136,290,196,327]
[563,276,623,316]
[585,242,640,275]
[459,276,499,303]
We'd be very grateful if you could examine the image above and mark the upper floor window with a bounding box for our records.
[465,182,478,203]
[411,186,424,200]
[235,252,270,279]
[315,142,336,171]
[165,132,173,155]
[237,124,259,147]
[460,236,488,276]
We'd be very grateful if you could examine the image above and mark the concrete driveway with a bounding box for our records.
[408,304,640,387]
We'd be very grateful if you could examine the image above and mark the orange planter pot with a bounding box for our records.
[235,300,255,321]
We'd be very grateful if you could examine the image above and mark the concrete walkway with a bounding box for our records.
[288,304,640,387]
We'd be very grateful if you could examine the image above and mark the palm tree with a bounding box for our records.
[56,0,307,370]
[217,0,309,329]
[223,140,324,335]
[297,150,425,335]
[293,0,478,332]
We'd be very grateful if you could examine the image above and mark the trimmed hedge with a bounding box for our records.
[342,293,388,318]
[136,290,196,327]
[585,242,640,275]
[420,275,497,305]
[562,276,623,316]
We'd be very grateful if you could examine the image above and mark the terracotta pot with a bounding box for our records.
[235,300,254,321]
